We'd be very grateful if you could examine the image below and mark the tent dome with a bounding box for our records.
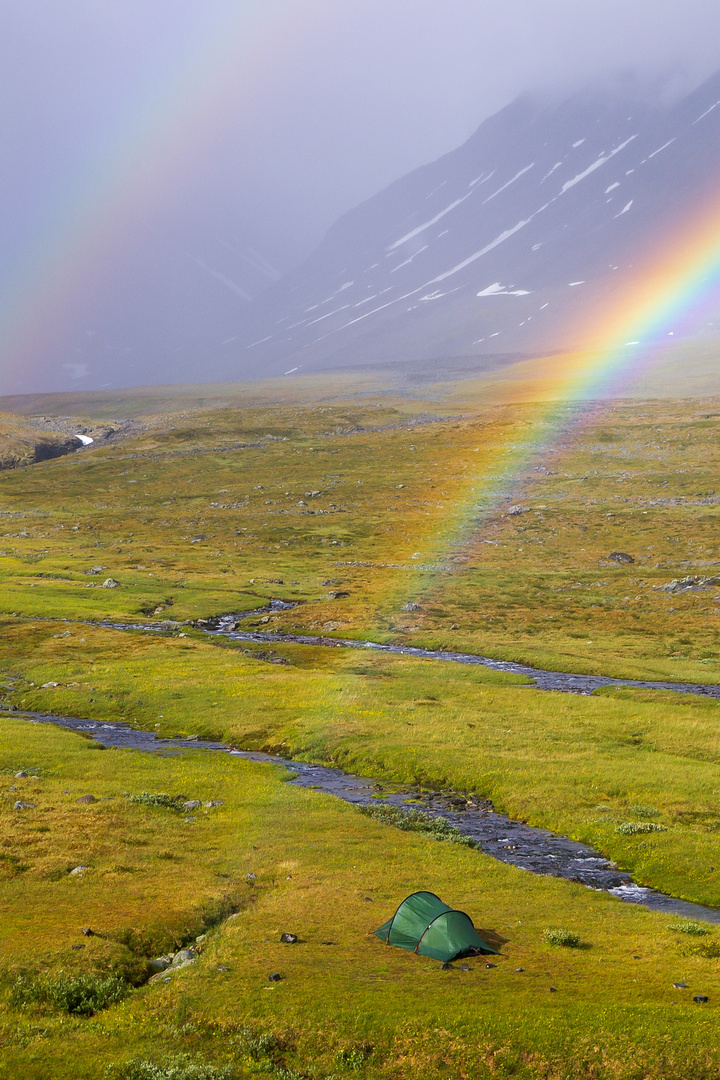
[375,891,497,962]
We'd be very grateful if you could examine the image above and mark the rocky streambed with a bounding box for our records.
[4,708,720,925]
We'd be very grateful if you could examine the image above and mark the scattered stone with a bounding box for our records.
[305,491,321,497]
[85,566,106,575]
[81,927,94,936]
[485,963,497,969]
[403,602,420,612]
[204,800,224,808]
[507,505,529,516]
[364,897,373,902]
[69,866,89,875]
[459,964,470,972]
[149,955,174,973]
[608,552,634,564]
[76,794,97,804]
[268,972,282,982]
[441,962,454,971]
[328,590,350,599]
[297,501,308,507]
[102,578,119,589]
[549,986,557,992]
[13,800,36,810]
[673,983,689,989]
[657,575,720,594]
[71,944,85,950]
[183,800,202,810]
[280,933,298,944]
[14,771,28,778]
[515,967,524,973]
[246,873,257,883]
[694,995,709,1004]
[216,965,230,972]
[41,682,59,689]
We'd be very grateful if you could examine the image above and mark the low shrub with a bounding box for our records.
[668,920,711,936]
[543,928,582,948]
[106,1056,233,1080]
[233,1028,284,1062]
[12,972,128,1016]
[628,805,660,818]
[127,792,186,810]
[357,803,476,847]
[615,821,667,835]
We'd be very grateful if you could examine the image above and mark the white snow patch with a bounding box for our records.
[477,282,531,296]
[391,245,429,272]
[532,242,542,251]
[221,336,238,345]
[572,139,586,148]
[427,217,536,285]
[647,138,675,159]
[246,336,273,349]
[334,281,354,293]
[283,367,299,375]
[605,182,620,193]
[387,193,473,251]
[539,303,549,310]
[614,200,633,218]
[693,100,720,124]
[482,164,534,203]
[354,295,378,307]
[559,135,637,193]
[426,181,447,199]
[76,434,94,446]
[540,162,562,182]
[568,281,585,286]
[437,229,449,237]
[469,171,494,187]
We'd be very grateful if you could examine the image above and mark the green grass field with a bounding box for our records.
[1,379,720,1078]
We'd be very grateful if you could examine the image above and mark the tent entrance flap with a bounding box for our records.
[375,891,497,962]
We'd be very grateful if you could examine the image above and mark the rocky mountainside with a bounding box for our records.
[223,72,720,380]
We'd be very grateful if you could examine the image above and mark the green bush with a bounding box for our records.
[357,803,476,847]
[628,805,660,818]
[615,821,667,835]
[234,1028,283,1062]
[543,928,582,948]
[106,1056,233,1080]
[12,972,128,1016]
[668,920,711,936]
[128,792,186,810]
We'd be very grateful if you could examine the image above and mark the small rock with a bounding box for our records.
[403,602,420,612]
[71,944,85,950]
[81,927,94,936]
[441,961,454,971]
[183,800,202,810]
[13,800,36,810]
[673,982,689,989]
[172,949,196,965]
[76,795,97,804]
[216,965,230,972]
[549,987,557,993]
[305,491,321,498]
[246,873,257,883]
[204,800,224,808]
[102,578,119,589]
[195,934,207,943]
[268,972,282,982]
[459,964,470,972]
[608,552,634,564]
[14,770,28,778]
[41,682,59,689]
[515,967,524,973]
[297,500,308,507]
[364,897,373,902]
[694,995,709,1004]
[507,504,529,516]
[70,866,89,875]
[485,963,497,969]
[149,955,174,973]
[280,933,298,944]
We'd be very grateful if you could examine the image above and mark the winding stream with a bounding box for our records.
[4,707,719,925]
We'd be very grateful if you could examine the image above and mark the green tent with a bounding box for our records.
[374,891,497,962]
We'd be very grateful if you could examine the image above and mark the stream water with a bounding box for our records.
[4,707,719,925]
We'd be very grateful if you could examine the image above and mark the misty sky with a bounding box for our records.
[3,0,720,392]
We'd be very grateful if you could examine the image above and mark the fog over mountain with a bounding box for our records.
[4,1,720,393]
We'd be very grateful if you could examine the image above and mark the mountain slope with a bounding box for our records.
[224,73,720,380]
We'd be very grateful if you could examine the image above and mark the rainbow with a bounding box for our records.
[406,183,720,572]
[0,0,323,395]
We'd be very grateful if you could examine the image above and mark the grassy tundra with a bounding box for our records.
[1,381,719,1078]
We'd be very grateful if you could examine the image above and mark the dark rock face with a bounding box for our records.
[230,71,720,381]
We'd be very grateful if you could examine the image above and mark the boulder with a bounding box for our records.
[268,972,282,982]
[70,865,89,875]
[13,800,36,810]
[403,602,420,612]
[183,800,202,810]
[14,771,28,778]
[608,552,634,564]
[77,795,97,804]
[507,505,529,516]
[102,578,119,589]
[280,933,298,944]
[149,955,174,973]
